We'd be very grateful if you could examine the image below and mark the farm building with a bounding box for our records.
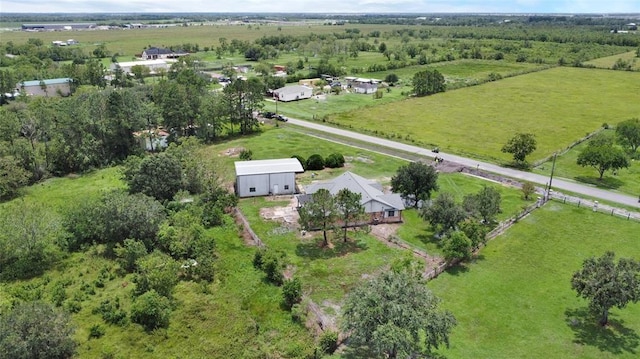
[17,78,72,97]
[111,59,170,75]
[235,158,304,198]
[353,83,378,94]
[299,171,405,223]
[273,85,313,102]
[142,47,189,60]
[22,23,96,31]
[133,129,170,151]
[298,78,322,87]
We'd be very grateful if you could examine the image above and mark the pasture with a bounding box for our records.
[533,129,640,197]
[328,67,640,163]
[429,202,640,359]
[586,51,640,71]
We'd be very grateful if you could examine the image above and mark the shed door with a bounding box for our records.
[272,184,279,195]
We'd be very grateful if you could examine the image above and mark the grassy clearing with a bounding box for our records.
[327,67,640,163]
[533,129,640,197]
[586,51,640,70]
[429,202,640,359]
[397,173,536,255]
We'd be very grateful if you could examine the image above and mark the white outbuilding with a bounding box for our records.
[273,85,313,102]
[235,158,304,197]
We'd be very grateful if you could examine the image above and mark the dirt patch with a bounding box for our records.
[259,196,300,226]
[344,155,374,164]
[220,147,245,157]
[369,223,401,240]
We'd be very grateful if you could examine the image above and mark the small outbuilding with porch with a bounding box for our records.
[235,158,304,198]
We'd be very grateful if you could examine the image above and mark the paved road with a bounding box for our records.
[286,118,640,209]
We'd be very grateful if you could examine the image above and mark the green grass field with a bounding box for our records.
[429,202,640,359]
[326,67,640,163]
[586,51,640,71]
[533,129,640,197]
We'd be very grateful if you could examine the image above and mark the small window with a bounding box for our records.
[284,185,289,190]
[249,187,256,193]
[387,210,395,217]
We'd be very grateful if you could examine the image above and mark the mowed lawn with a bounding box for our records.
[330,67,640,163]
[429,202,640,359]
[586,51,640,71]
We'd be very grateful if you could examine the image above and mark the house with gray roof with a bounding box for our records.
[299,171,405,223]
[235,158,304,197]
[142,47,189,60]
[17,78,72,97]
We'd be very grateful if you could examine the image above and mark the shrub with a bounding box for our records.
[253,248,286,285]
[239,149,253,160]
[282,277,302,309]
[114,239,148,273]
[521,182,536,200]
[291,155,307,170]
[130,290,172,331]
[318,330,339,354]
[324,153,345,168]
[306,154,325,171]
[89,324,105,339]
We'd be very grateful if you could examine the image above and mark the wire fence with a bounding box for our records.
[549,192,640,222]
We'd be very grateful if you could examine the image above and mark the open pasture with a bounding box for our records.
[430,202,640,359]
[328,67,640,163]
[533,129,640,197]
[586,51,640,71]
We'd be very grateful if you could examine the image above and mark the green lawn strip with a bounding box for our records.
[429,202,640,359]
[397,172,535,256]
[327,67,640,164]
[586,51,640,70]
[534,130,640,197]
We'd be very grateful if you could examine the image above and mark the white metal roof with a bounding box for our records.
[235,158,304,176]
[273,85,312,96]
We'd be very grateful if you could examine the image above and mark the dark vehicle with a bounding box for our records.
[275,115,288,122]
[432,147,440,153]
[262,111,276,119]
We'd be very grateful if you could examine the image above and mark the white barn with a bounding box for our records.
[273,85,313,102]
[17,78,72,97]
[235,158,304,197]
[110,59,170,75]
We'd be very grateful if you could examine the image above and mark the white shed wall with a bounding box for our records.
[236,172,297,197]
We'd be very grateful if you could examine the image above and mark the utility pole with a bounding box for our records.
[546,152,557,202]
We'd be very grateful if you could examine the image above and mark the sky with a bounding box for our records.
[2,0,638,14]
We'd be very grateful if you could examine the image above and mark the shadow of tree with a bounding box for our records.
[565,307,639,355]
[444,263,469,276]
[295,237,367,260]
[575,176,624,190]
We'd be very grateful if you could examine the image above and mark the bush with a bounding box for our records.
[239,149,253,161]
[318,330,339,354]
[253,248,286,285]
[282,277,302,309]
[114,239,148,273]
[291,155,307,170]
[306,154,325,171]
[521,182,536,200]
[88,324,105,339]
[92,298,127,326]
[324,153,345,168]
[130,290,172,331]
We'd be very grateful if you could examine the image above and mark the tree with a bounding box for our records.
[459,219,489,250]
[0,201,63,279]
[298,188,338,246]
[130,290,172,331]
[123,153,183,201]
[421,192,466,235]
[463,186,502,224]
[576,142,629,179]
[571,252,640,326]
[384,73,399,85]
[335,188,368,242]
[282,277,303,310]
[391,161,439,208]
[616,118,640,154]
[501,133,537,165]
[443,231,473,262]
[306,153,325,170]
[0,301,76,359]
[0,156,30,200]
[521,182,536,200]
[341,267,456,358]
[133,251,181,298]
[412,69,445,97]
[222,77,264,135]
[325,153,345,168]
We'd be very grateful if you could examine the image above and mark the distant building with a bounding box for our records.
[235,158,304,197]
[17,78,72,97]
[133,129,170,151]
[353,83,378,94]
[22,23,96,31]
[111,59,170,75]
[273,85,313,102]
[142,47,189,60]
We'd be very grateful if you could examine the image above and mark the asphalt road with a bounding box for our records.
[286,118,640,209]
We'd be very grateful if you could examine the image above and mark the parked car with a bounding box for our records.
[262,111,275,119]
[275,115,288,122]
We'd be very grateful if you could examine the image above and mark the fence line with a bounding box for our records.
[234,208,265,247]
[549,192,640,222]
